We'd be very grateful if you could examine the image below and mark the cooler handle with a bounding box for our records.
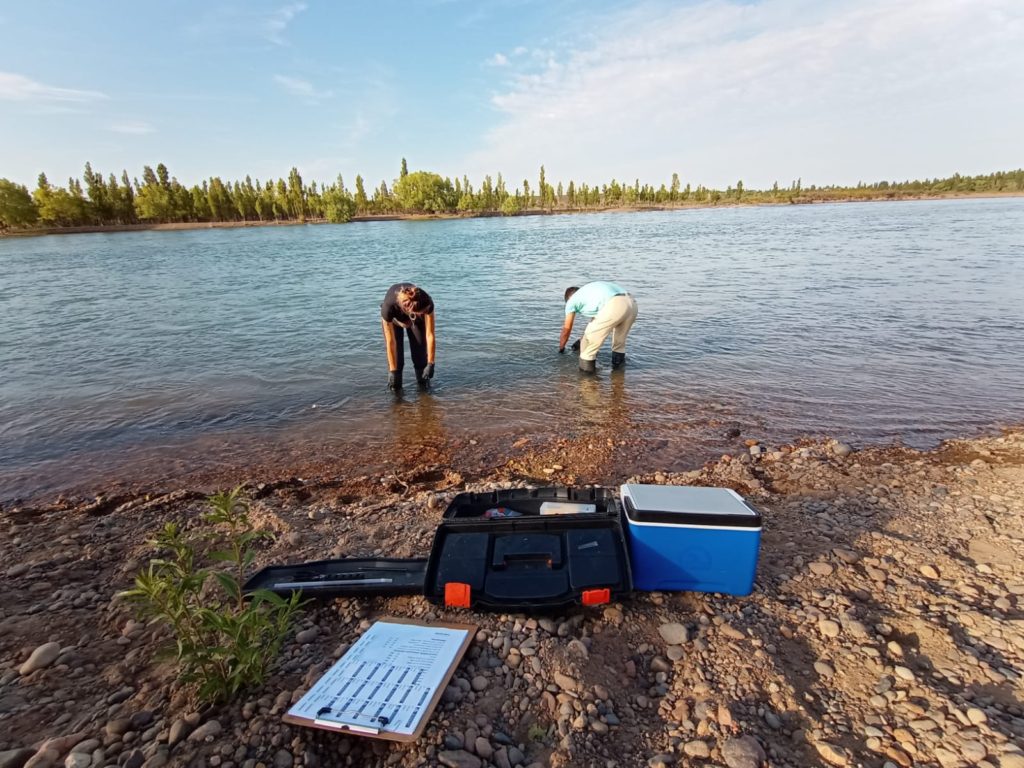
[444,582,472,608]
[582,588,611,606]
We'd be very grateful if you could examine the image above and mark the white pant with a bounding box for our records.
[580,294,638,360]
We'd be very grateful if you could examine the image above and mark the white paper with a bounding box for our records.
[287,621,470,736]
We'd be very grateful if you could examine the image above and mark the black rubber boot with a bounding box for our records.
[611,352,626,369]
[415,368,430,390]
[579,357,596,374]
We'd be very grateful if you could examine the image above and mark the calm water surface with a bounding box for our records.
[1,198,1022,499]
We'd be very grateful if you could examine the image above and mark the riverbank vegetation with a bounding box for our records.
[1,160,1022,232]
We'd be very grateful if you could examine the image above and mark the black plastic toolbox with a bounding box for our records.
[243,557,428,598]
[425,487,632,611]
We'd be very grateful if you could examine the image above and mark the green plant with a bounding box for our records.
[122,487,304,704]
[528,723,549,743]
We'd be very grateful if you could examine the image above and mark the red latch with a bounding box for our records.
[444,582,472,608]
[582,588,610,606]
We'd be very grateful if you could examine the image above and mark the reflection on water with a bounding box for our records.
[1,198,1023,499]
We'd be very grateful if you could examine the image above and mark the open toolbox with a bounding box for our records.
[424,486,632,610]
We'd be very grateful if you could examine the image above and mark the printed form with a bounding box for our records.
[287,621,470,736]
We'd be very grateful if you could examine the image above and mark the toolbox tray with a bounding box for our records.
[243,557,427,598]
[426,487,631,611]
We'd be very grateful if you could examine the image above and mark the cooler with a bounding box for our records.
[620,484,761,596]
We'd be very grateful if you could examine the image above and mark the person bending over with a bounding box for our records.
[381,283,436,390]
[558,281,638,373]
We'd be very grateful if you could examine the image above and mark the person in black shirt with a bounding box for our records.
[380,283,436,390]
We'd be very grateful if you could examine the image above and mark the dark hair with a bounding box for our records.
[564,286,579,302]
[398,285,432,315]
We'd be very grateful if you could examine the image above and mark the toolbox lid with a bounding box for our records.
[243,557,427,599]
[620,484,761,529]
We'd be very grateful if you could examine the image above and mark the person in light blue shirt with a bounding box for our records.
[558,281,638,372]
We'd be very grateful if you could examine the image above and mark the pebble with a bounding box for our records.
[721,735,766,768]
[920,564,940,579]
[474,738,493,760]
[818,620,841,638]
[64,755,90,768]
[814,661,835,677]
[0,751,35,768]
[683,741,710,758]
[438,751,482,768]
[554,672,578,692]
[647,755,675,768]
[815,742,850,766]
[295,627,319,644]
[893,665,915,682]
[168,719,193,746]
[187,719,223,742]
[658,623,689,645]
[471,675,488,692]
[966,707,987,725]
[273,749,293,768]
[809,562,835,576]
[18,642,62,675]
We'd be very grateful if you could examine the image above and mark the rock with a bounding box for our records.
[18,642,61,675]
[437,751,482,768]
[893,665,915,682]
[273,750,293,768]
[295,627,319,644]
[818,620,841,638]
[474,738,493,760]
[167,719,193,746]
[658,623,688,645]
[920,564,940,579]
[122,751,144,768]
[0,750,35,768]
[23,749,58,768]
[683,741,711,758]
[471,675,488,692]
[959,741,985,762]
[6,563,31,578]
[720,624,745,640]
[966,707,987,725]
[815,742,850,766]
[814,661,835,677]
[187,719,222,742]
[63,755,90,768]
[647,755,675,768]
[721,735,766,768]
[832,442,853,458]
[553,672,578,692]
[999,755,1024,768]
[666,645,684,661]
[809,561,834,576]
[105,718,132,738]
[442,685,464,704]
[651,656,672,673]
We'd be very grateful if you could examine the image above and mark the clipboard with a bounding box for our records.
[283,616,477,743]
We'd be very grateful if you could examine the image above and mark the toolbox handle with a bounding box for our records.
[497,552,554,568]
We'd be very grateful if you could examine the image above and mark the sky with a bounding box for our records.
[1,0,1022,192]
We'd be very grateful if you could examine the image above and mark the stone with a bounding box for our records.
[474,738,493,760]
[809,562,835,577]
[658,623,689,645]
[959,741,985,762]
[998,755,1024,768]
[920,565,940,579]
[814,661,835,677]
[720,624,745,640]
[815,742,850,766]
[647,755,675,768]
[832,442,854,458]
[651,656,672,673]
[122,751,144,768]
[683,741,711,758]
[721,735,766,768]
[437,751,482,768]
[187,719,223,742]
[18,642,61,675]
[6,563,31,578]
[818,620,841,638]
[553,672,578,692]
[966,707,987,725]
[23,749,58,768]
[893,666,915,682]
[273,749,293,768]
[64,755,91,768]
[295,627,319,644]
[471,675,488,692]
[667,645,685,661]
[167,719,193,746]
[0,750,35,768]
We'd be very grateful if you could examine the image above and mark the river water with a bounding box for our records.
[2,198,1022,499]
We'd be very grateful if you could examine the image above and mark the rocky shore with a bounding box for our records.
[1,429,1022,768]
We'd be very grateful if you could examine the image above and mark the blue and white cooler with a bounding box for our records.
[620,484,762,596]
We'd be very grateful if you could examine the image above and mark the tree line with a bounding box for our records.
[1,159,1022,231]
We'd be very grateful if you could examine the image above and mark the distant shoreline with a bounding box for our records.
[3,190,1022,238]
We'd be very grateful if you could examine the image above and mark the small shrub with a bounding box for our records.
[122,487,304,704]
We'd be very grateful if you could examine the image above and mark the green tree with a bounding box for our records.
[354,175,368,214]
[393,171,456,213]
[0,179,39,229]
[400,157,408,179]
[286,167,306,221]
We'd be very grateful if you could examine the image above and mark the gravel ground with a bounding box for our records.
[1,429,1022,768]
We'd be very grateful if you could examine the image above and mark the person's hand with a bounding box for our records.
[571,339,581,352]
[425,363,435,379]
[388,371,402,390]
[558,347,565,354]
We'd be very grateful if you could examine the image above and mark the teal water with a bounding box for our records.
[1,198,1022,499]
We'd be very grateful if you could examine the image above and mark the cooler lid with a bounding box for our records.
[620,484,761,528]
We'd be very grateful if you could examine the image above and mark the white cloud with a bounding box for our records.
[108,121,156,135]
[263,2,307,45]
[464,0,1024,188]
[0,71,106,103]
[273,74,333,102]
[486,52,510,67]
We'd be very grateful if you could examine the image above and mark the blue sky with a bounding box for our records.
[1,0,1021,192]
